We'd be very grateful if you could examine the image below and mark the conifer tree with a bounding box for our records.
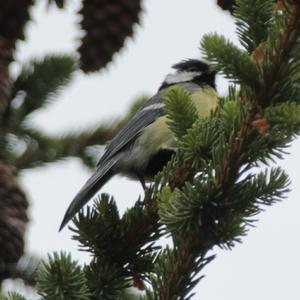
[2,0,300,299]
[4,0,299,299]
[0,0,143,292]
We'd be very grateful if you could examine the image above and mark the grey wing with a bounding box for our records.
[97,90,166,165]
[97,82,201,165]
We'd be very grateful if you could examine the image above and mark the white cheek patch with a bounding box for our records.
[165,71,202,84]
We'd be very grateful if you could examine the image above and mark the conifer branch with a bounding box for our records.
[3,292,27,300]
[37,252,90,300]
[8,1,298,299]
[145,2,300,298]
[47,2,300,298]
[13,122,125,170]
[4,55,77,133]
[10,95,147,170]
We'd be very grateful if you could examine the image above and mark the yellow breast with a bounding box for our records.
[138,85,218,155]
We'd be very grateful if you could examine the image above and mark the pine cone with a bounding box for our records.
[78,0,142,72]
[0,0,33,46]
[217,0,277,13]
[217,0,235,13]
[0,37,12,115]
[0,162,28,280]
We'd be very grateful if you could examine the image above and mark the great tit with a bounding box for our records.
[60,59,218,230]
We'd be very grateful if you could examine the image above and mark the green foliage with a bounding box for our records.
[145,1,299,297]
[68,194,159,298]
[259,2,300,106]
[234,0,274,52]
[11,1,300,299]
[158,156,289,246]
[201,33,259,88]
[33,201,154,300]
[36,252,90,300]
[165,87,198,138]
[236,102,300,165]
[1,293,27,300]
[180,116,221,168]
[84,260,130,300]
[264,102,300,133]
[11,54,77,117]
[71,194,122,258]
[176,98,244,170]
[5,93,148,170]
[3,54,80,169]
[142,247,214,300]
[120,198,162,276]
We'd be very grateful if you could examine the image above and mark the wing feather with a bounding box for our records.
[97,83,200,165]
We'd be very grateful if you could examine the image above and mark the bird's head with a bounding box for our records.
[160,59,216,90]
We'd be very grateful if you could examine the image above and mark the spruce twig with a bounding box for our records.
[7,1,298,299]
[10,95,148,170]
[153,2,300,298]
[13,122,124,170]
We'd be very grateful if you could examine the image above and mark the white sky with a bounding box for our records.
[5,0,300,299]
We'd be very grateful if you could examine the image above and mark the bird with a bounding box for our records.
[59,59,218,230]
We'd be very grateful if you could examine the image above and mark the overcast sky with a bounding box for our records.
[5,1,300,299]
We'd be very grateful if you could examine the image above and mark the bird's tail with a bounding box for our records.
[59,157,118,231]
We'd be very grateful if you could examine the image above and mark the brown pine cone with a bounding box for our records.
[0,0,33,46]
[217,0,277,13]
[0,37,12,115]
[0,162,28,280]
[217,0,235,13]
[78,0,142,72]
